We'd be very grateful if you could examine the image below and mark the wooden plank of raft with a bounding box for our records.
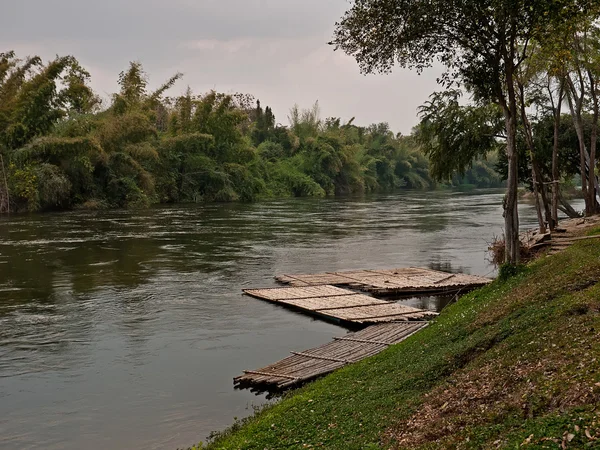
[281,295,388,311]
[274,267,492,293]
[334,323,426,345]
[434,273,457,285]
[333,337,395,346]
[320,303,425,320]
[243,284,435,325]
[277,273,355,286]
[290,352,356,364]
[235,322,429,391]
[242,370,299,380]
[314,301,391,311]
[243,285,352,301]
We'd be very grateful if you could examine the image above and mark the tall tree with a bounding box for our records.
[331,0,593,263]
[58,57,101,115]
[565,20,600,215]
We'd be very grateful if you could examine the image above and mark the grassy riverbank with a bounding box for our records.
[201,231,600,449]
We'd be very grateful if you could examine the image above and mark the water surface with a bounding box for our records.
[0,190,580,449]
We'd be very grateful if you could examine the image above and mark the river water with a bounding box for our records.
[0,190,581,449]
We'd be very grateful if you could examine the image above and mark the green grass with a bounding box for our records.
[204,240,600,449]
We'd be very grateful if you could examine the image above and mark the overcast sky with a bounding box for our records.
[1,0,443,134]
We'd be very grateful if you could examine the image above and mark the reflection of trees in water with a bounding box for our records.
[0,194,494,323]
[0,192,493,312]
[0,192,502,376]
[396,295,454,312]
[0,209,251,304]
[428,260,469,274]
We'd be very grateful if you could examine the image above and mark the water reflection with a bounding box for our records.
[399,294,455,312]
[0,190,584,450]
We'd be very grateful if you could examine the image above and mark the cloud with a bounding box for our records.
[1,0,442,133]
[1,0,347,41]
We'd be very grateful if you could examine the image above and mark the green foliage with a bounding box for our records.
[416,90,504,182]
[59,57,101,115]
[7,162,39,211]
[251,100,275,145]
[331,0,598,264]
[115,61,148,111]
[0,52,507,213]
[179,444,203,450]
[35,163,71,209]
[268,158,326,198]
[498,263,528,281]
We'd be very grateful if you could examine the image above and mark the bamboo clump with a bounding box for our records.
[0,154,10,214]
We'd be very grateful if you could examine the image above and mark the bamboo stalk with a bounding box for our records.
[333,337,394,346]
[241,370,299,380]
[0,154,9,214]
[290,352,356,364]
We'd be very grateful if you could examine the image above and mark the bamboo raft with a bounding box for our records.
[234,322,427,392]
[243,285,437,325]
[275,267,491,295]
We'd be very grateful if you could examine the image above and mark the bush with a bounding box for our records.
[497,263,527,281]
[36,163,72,209]
[488,236,535,268]
[8,163,40,211]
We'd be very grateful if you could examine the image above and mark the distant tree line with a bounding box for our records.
[332,0,600,264]
[0,52,503,213]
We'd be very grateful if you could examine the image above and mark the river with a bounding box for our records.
[0,190,582,449]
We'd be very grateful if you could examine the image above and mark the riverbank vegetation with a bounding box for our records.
[201,233,600,449]
[332,0,600,264]
[0,53,503,214]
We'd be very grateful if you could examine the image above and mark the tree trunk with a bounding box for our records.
[587,71,599,215]
[532,160,552,228]
[501,53,521,265]
[558,188,582,218]
[503,107,520,264]
[566,75,590,213]
[584,151,600,212]
[531,166,546,234]
[551,80,564,230]
[518,83,547,234]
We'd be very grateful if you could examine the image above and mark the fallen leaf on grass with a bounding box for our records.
[521,434,534,445]
[585,429,595,440]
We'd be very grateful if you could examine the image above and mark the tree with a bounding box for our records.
[251,100,276,145]
[515,46,554,233]
[416,90,504,181]
[331,0,593,264]
[59,57,101,115]
[564,20,600,216]
[532,28,572,227]
[0,50,510,213]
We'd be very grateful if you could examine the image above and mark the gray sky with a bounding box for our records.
[1,0,442,134]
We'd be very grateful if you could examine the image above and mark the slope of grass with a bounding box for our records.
[204,240,600,449]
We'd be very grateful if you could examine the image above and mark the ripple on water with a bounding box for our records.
[0,191,585,450]
[88,260,119,267]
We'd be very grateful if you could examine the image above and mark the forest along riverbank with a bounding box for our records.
[0,191,583,450]
[204,222,600,450]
